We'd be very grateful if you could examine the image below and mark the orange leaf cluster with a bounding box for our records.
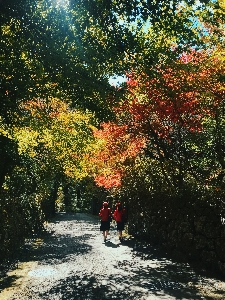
[92,49,225,189]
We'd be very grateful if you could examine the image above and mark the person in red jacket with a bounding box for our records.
[99,201,112,243]
[113,202,126,242]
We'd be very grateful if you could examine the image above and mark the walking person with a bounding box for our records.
[99,201,112,243]
[113,202,126,242]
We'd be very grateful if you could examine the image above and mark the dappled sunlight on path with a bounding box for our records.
[1,213,225,299]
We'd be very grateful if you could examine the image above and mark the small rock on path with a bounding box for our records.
[1,213,225,299]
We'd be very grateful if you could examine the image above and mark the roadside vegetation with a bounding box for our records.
[0,0,225,274]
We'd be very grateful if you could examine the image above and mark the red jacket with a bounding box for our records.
[99,207,112,221]
[114,208,127,222]
[113,209,124,222]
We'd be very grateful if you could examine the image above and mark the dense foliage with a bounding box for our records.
[92,46,225,189]
[0,0,224,260]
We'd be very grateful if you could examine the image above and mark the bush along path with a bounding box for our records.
[1,213,225,300]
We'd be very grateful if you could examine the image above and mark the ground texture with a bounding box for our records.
[1,213,225,300]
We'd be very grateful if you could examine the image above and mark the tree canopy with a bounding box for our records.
[1,0,224,121]
[0,0,225,260]
[91,45,225,189]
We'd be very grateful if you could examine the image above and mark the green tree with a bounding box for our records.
[0,0,224,261]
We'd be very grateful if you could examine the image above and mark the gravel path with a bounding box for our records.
[1,213,225,300]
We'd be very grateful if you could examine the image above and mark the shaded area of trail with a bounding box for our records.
[1,213,225,299]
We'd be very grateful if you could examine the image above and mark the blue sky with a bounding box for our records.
[109,75,126,86]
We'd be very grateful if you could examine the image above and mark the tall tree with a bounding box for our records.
[91,46,225,190]
[1,0,223,122]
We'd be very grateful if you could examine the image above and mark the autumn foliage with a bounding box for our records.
[93,48,225,189]
[14,98,97,180]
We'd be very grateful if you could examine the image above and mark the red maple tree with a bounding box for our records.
[92,48,225,189]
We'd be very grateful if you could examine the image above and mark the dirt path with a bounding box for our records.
[1,213,225,300]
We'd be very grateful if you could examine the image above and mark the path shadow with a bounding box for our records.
[1,213,225,299]
[0,213,95,292]
[31,264,219,300]
[104,241,119,248]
